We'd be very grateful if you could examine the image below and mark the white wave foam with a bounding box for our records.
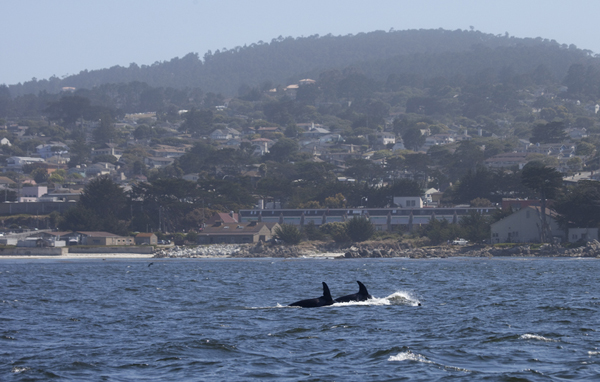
[388,351,432,363]
[331,291,420,307]
[388,352,470,372]
[588,351,600,355]
[386,291,421,306]
[333,297,390,307]
[520,333,556,342]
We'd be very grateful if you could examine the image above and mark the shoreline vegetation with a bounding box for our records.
[1,240,599,260]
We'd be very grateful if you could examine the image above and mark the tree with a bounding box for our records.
[48,172,65,184]
[93,113,117,144]
[0,189,17,202]
[554,180,600,229]
[274,223,302,244]
[266,138,299,162]
[133,125,155,140]
[459,211,490,242]
[320,222,351,243]
[402,126,425,151]
[61,175,129,235]
[180,108,213,134]
[521,161,563,242]
[323,193,346,208]
[529,121,567,144]
[68,129,90,167]
[346,216,375,242]
[30,168,49,184]
[302,221,326,241]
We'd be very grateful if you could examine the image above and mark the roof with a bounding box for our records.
[491,206,559,227]
[76,231,125,238]
[199,222,275,235]
[136,233,156,238]
[206,212,239,224]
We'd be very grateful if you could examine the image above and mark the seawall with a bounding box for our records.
[68,246,154,254]
[0,247,68,256]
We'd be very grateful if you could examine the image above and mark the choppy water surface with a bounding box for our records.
[2,257,600,381]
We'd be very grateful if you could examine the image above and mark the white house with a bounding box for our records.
[6,156,46,172]
[376,132,396,145]
[490,206,563,244]
[568,228,599,243]
[393,196,424,208]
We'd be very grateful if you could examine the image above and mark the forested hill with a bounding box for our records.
[7,28,598,97]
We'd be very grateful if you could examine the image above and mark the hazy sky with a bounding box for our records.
[2,0,599,85]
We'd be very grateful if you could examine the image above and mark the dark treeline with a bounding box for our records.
[5,29,598,98]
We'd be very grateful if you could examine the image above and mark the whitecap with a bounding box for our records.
[388,351,432,363]
[520,333,556,342]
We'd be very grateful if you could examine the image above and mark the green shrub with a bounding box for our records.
[320,222,351,243]
[346,216,375,242]
[274,223,302,245]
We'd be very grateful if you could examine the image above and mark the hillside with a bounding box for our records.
[7,29,598,97]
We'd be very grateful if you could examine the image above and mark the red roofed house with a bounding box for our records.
[205,212,239,225]
[135,233,158,245]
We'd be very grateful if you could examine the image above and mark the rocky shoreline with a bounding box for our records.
[152,240,600,259]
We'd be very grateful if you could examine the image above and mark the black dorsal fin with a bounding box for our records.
[322,282,333,303]
[357,281,369,295]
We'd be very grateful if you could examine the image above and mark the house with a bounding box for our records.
[75,231,134,246]
[376,132,396,146]
[20,185,47,200]
[319,134,343,144]
[36,143,69,159]
[6,157,46,172]
[0,137,11,146]
[197,221,279,244]
[91,143,123,160]
[490,206,563,244]
[392,141,406,151]
[422,133,454,150]
[148,145,187,158]
[484,152,529,170]
[135,233,158,245]
[205,212,239,225]
[568,228,599,243]
[501,198,541,211]
[393,196,423,208]
[302,127,331,139]
[251,138,274,155]
[144,156,175,168]
[210,128,229,141]
[86,163,115,177]
[0,176,16,188]
[183,173,200,182]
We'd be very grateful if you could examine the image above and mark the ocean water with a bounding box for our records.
[1,257,600,381]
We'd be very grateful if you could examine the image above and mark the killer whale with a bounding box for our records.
[289,282,334,308]
[334,281,372,303]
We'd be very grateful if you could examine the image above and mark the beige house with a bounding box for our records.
[490,206,564,244]
[197,221,279,244]
[77,231,135,246]
[135,233,158,245]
